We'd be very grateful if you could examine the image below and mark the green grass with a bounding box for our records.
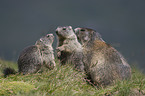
[0,59,145,96]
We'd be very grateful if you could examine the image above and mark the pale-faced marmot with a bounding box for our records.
[4,34,56,77]
[75,27,131,86]
[56,26,84,71]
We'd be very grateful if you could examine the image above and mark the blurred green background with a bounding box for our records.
[0,0,145,72]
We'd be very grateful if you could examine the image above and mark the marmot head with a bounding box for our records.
[56,26,75,39]
[74,28,104,44]
[36,34,54,47]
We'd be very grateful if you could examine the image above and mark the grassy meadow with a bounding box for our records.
[0,59,145,96]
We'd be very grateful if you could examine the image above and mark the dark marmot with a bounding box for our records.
[75,27,131,86]
[3,34,56,77]
[56,26,84,71]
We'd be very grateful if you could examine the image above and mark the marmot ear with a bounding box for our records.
[74,28,78,34]
[47,34,53,36]
[92,31,98,41]
[92,32,104,42]
[40,38,43,42]
[68,26,72,29]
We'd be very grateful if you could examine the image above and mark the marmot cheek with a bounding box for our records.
[84,36,89,41]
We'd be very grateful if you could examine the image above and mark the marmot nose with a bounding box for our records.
[56,30,58,34]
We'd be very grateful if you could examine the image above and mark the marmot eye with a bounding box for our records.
[63,28,66,30]
[80,29,85,31]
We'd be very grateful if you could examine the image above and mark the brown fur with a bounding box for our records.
[4,34,56,77]
[75,27,131,86]
[56,26,84,71]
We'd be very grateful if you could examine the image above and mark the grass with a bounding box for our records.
[0,59,145,96]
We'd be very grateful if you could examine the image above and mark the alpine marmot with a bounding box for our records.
[3,34,56,77]
[56,26,84,71]
[75,27,131,86]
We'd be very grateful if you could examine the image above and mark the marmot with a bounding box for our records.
[3,34,56,77]
[56,26,84,71]
[75,27,131,86]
